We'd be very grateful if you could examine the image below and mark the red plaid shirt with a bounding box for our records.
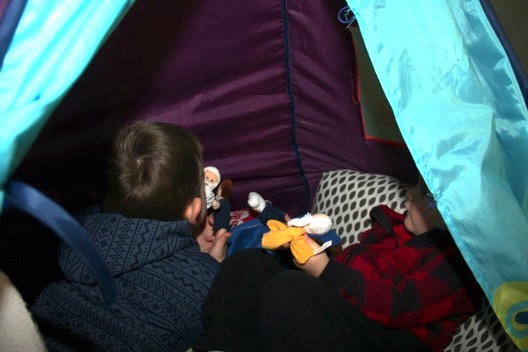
[319,205,481,352]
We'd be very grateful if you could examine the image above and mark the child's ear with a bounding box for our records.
[184,197,203,224]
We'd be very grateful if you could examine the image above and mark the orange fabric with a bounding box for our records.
[262,220,313,264]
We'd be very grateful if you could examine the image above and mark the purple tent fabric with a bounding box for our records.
[12,0,414,219]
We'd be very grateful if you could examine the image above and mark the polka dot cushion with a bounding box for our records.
[311,169,519,352]
[446,300,519,352]
[311,169,408,246]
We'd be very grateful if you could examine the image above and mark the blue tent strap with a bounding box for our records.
[3,180,117,306]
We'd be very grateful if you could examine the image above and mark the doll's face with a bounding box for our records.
[204,170,219,187]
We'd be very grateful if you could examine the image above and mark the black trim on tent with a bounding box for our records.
[480,0,528,108]
[281,0,311,214]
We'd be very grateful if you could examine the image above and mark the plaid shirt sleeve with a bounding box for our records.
[318,205,479,330]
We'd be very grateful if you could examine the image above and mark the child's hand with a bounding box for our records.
[194,213,231,261]
[207,229,231,262]
[294,237,329,277]
[194,214,215,253]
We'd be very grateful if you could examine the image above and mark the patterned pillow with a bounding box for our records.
[445,300,519,352]
[311,169,408,245]
[311,169,519,352]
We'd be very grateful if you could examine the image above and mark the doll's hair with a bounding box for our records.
[101,121,204,221]
[218,179,233,198]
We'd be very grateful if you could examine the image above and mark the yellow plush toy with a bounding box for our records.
[261,213,333,264]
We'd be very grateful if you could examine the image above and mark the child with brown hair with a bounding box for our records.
[31,121,230,352]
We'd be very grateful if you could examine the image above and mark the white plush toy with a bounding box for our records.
[287,212,333,235]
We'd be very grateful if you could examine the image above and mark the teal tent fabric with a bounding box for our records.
[0,1,134,304]
[344,0,528,350]
[0,0,133,208]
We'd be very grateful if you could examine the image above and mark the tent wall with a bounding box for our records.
[2,0,527,349]
[0,0,416,302]
[10,0,415,216]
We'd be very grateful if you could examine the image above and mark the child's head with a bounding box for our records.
[404,174,447,235]
[101,121,205,223]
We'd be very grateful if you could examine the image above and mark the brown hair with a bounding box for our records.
[101,121,204,221]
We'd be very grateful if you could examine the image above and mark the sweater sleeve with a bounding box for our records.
[318,241,477,329]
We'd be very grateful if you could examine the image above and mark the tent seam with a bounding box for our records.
[281,0,310,214]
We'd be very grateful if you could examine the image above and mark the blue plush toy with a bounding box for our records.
[227,192,342,259]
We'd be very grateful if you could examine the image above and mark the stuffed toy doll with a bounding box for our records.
[204,166,234,232]
[247,192,343,263]
[204,166,221,210]
[212,178,233,232]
